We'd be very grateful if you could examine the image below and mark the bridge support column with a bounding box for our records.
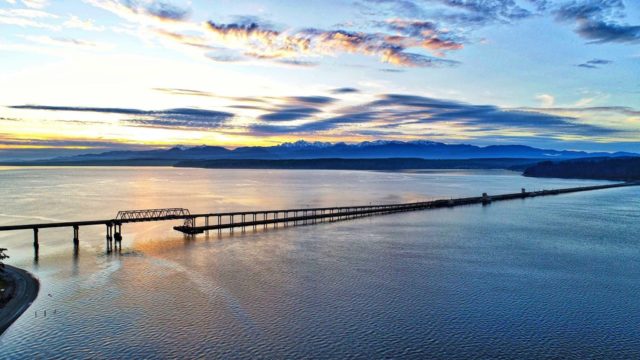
[106,224,113,253]
[114,223,122,242]
[33,228,39,249]
[482,192,492,205]
[73,225,79,247]
[205,217,209,235]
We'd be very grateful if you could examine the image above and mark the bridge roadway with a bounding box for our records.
[174,182,640,234]
[0,182,637,251]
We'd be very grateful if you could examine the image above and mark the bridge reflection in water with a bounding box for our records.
[0,182,636,254]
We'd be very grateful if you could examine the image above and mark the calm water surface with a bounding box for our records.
[0,167,639,358]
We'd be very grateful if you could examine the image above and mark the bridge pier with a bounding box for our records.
[105,223,113,253]
[114,223,122,242]
[73,225,79,247]
[482,192,492,205]
[33,228,39,249]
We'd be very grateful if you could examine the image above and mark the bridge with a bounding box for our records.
[0,182,637,254]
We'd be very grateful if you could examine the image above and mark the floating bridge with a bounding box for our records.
[0,182,637,254]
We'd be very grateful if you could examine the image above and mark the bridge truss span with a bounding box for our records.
[115,208,191,222]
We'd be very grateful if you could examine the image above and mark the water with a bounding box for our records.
[1,167,639,358]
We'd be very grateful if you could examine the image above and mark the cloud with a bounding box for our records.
[21,0,48,9]
[154,29,222,50]
[82,0,464,68]
[284,96,336,105]
[273,58,319,67]
[200,20,462,67]
[250,112,376,134]
[63,15,105,31]
[21,35,109,49]
[577,58,613,68]
[253,95,337,121]
[154,88,215,97]
[519,105,640,116]
[248,93,619,137]
[0,7,59,29]
[375,19,464,55]
[443,0,533,19]
[10,105,234,130]
[555,0,640,43]
[331,87,360,94]
[259,107,322,121]
[536,94,555,107]
[84,0,190,23]
[359,0,541,26]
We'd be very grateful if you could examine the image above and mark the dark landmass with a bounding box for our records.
[175,158,542,171]
[524,157,640,181]
[0,265,39,335]
[0,159,180,167]
[7,140,635,163]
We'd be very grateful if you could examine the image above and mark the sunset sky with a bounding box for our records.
[1,0,639,159]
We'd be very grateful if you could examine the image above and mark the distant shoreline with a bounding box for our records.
[0,265,39,336]
[0,157,543,171]
[523,157,640,182]
[3,157,639,182]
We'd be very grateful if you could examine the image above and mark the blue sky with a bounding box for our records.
[1,0,639,159]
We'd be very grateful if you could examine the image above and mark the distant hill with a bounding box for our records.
[174,158,542,171]
[10,140,637,165]
[523,157,640,181]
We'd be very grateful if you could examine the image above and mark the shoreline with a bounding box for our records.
[0,265,40,336]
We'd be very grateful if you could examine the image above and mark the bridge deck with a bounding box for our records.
[0,181,636,237]
[175,182,639,234]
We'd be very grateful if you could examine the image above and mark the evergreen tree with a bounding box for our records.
[0,248,8,271]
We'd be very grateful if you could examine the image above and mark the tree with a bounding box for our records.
[0,248,8,271]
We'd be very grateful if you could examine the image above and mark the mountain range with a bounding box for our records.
[36,140,636,163]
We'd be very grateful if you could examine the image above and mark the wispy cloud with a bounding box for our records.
[83,0,190,23]
[555,0,640,44]
[202,20,462,67]
[21,35,111,49]
[9,105,235,130]
[536,94,555,107]
[21,0,48,9]
[576,58,613,69]
[0,7,59,29]
[258,107,322,121]
[63,15,105,31]
[519,105,640,117]
[358,0,541,26]
[331,87,360,94]
[249,93,620,138]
